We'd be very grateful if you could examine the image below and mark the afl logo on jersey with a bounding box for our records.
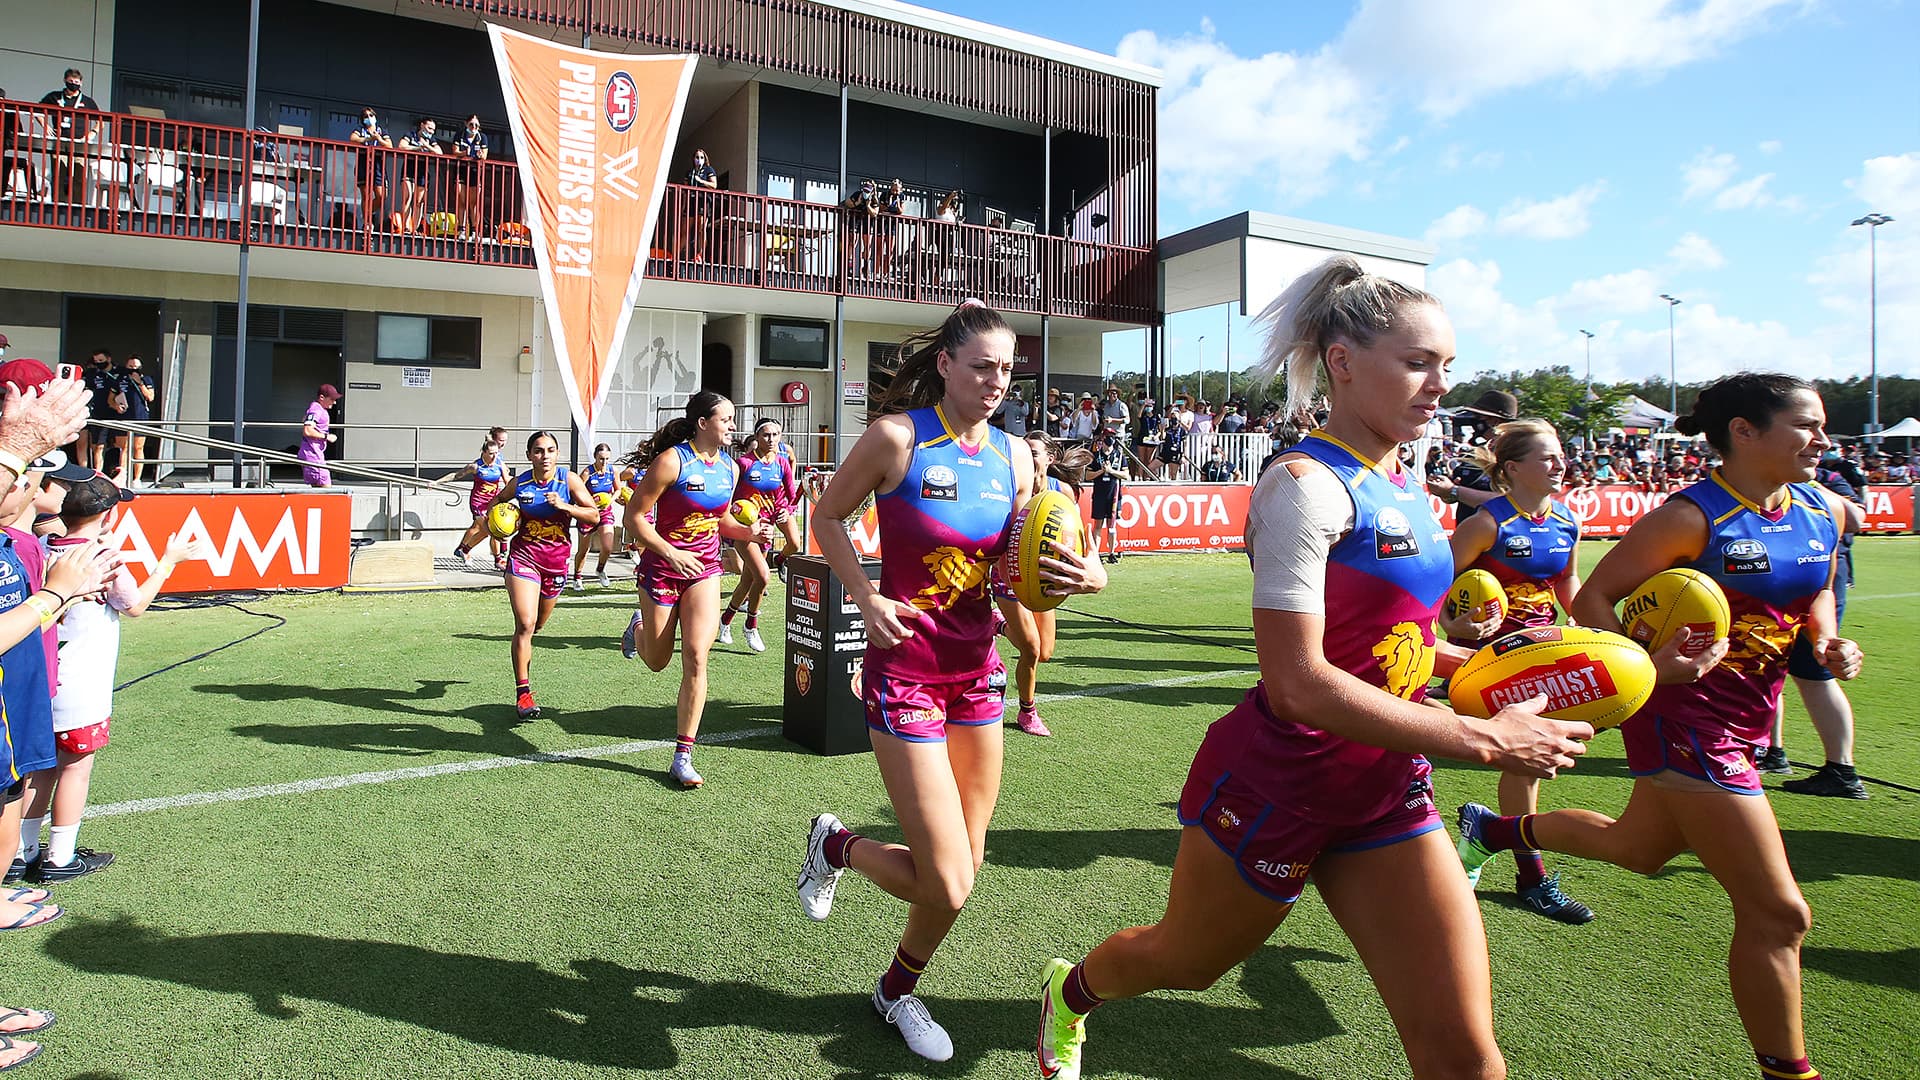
[921,464,958,502]
[1504,535,1534,559]
[1722,538,1772,575]
[605,72,639,132]
[684,474,707,492]
[1373,507,1419,560]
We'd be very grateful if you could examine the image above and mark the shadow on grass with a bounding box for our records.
[1782,830,1920,884]
[1801,945,1919,993]
[44,917,1345,1078]
[987,826,1179,872]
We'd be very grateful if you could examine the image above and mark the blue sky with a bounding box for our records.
[963,1,1920,400]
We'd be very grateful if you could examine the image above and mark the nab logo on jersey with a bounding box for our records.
[604,72,639,132]
[1373,507,1419,560]
[1722,538,1771,575]
[921,464,958,502]
[684,474,707,492]
[1504,535,1534,559]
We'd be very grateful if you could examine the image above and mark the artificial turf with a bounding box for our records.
[12,537,1918,1079]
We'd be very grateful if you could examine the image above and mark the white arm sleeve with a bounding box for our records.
[1247,459,1355,614]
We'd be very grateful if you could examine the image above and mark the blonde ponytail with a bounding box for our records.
[1247,255,1440,418]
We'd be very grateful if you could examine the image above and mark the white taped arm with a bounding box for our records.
[1247,461,1354,614]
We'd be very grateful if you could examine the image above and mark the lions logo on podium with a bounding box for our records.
[1371,621,1435,700]
[793,654,815,696]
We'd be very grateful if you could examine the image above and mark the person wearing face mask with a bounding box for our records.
[686,148,717,262]
[452,116,489,241]
[38,70,99,206]
[393,116,441,235]
[348,107,393,233]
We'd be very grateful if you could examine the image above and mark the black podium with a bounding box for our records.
[782,555,883,755]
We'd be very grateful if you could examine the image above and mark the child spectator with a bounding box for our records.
[15,477,200,882]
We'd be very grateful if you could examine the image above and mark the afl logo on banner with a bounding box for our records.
[605,72,639,132]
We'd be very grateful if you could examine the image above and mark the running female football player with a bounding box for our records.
[994,430,1091,737]
[1459,373,1851,1080]
[1440,419,1592,923]
[619,392,770,787]
[793,300,1106,1063]
[455,431,599,720]
[445,427,511,569]
[571,442,619,590]
[718,419,799,653]
[1033,258,1592,1080]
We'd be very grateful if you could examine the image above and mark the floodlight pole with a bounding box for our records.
[1852,213,1893,442]
[1659,294,1682,422]
[1580,329,1594,446]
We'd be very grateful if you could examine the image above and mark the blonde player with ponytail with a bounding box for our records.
[1035,258,1592,1080]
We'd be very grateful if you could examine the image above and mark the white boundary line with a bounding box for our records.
[1849,591,1920,602]
[90,668,1258,820]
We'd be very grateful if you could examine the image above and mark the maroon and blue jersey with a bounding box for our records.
[1251,432,1452,824]
[510,468,573,563]
[870,406,1015,683]
[469,456,510,517]
[735,451,796,515]
[1468,494,1579,636]
[583,464,618,499]
[1642,473,1837,745]
[641,444,734,576]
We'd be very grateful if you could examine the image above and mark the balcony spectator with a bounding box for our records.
[1099,386,1129,433]
[1070,393,1099,440]
[37,70,100,206]
[118,356,155,484]
[876,178,906,278]
[82,350,121,475]
[393,116,441,235]
[929,190,962,277]
[841,179,878,276]
[348,107,393,233]
[1,89,41,200]
[299,384,341,487]
[686,148,717,262]
[452,115,489,241]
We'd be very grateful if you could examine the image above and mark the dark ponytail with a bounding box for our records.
[623,390,729,469]
[867,299,1013,420]
[1024,431,1090,496]
[1674,373,1812,456]
[526,430,558,454]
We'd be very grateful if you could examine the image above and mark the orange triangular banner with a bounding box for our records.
[487,24,696,436]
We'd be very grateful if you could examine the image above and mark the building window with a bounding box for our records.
[375,314,482,368]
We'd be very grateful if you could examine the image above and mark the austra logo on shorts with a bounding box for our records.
[1484,653,1618,712]
[921,465,958,502]
[1372,507,1419,560]
[1722,538,1771,575]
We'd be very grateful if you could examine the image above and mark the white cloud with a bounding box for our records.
[1337,0,1802,118]
[1758,139,1783,155]
[1426,204,1489,245]
[1680,146,1799,210]
[1552,269,1665,315]
[1668,232,1726,270]
[1682,148,1739,200]
[1494,183,1605,240]
[1118,23,1380,207]
[1810,154,1920,385]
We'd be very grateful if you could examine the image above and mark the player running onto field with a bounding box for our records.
[571,442,619,590]
[1439,419,1592,923]
[456,431,599,720]
[445,427,511,569]
[1458,373,1852,1080]
[995,430,1091,737]
[619,393,771,787]
[718,419,799,652]
[795,300,1106,1062]
[1034,258,1591,1080]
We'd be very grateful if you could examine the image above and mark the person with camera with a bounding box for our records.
[349,107,393,233]
[686,148,718,262]
[876,178,907,280]
[1088,424,1129,563]
[117,356,154,484]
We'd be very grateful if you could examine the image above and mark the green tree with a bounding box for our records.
[1445,367,1631,440]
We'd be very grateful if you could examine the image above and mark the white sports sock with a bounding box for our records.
[46,823,80,868]
[18,815,44,859]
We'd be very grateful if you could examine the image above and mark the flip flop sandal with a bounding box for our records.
[0,903,62,931]
[0,1009,53,1037]
[1,889,49,906]
[0,1035,40,1072]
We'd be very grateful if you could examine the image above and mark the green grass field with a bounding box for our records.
[13,537,1918,1079]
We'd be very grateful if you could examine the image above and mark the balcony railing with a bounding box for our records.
[0,101,1153,323]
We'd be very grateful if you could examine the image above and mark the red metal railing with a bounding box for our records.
[1,100,1152,322]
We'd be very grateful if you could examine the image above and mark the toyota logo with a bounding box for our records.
[1566,489,1599,521]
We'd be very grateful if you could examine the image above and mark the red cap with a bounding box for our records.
[0,359,55,393]
[318,383,342,400]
